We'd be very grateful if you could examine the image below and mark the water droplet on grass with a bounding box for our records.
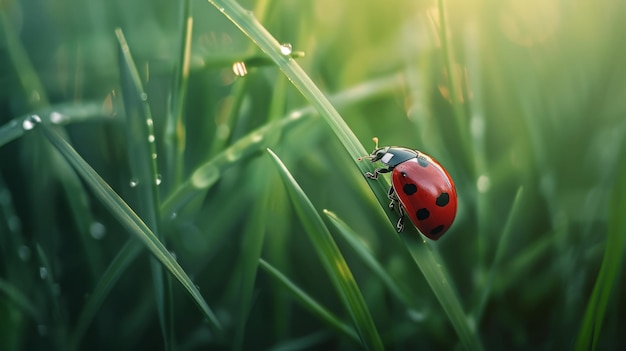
[49,112,65,124]
[279,43,293,55]
[477,175,490,193]
[130,178,139,187]
[140,92,148,101]
[148,134,155,143]
[18,245,31,261]
[232,61,248,77]
[156,174,162,185]
[191,165,220,189]
[90,221,106,240]
[22,115,41,130]
[39,267,48,279]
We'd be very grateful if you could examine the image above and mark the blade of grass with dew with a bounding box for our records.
[68,240,143,351]
[0,102,113,148]
[116,27,174,349]
[35,244,68,348]
[164,0,192,188]
[160,109,311,219]
[324,209,418,310]
[473,186,524,324]
[207,2,482,349]
[267,149,383,351]
[40,126,223,335]
[575,154,626,351]
[259,259,360,344]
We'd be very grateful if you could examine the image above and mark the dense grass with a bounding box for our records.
[1,0,625,350]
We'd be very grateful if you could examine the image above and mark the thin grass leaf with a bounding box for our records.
[164,0,192,188]
[259,259,360,345]
[68,240,143,351]
[575,154,626,351]
[267,330,333,351]
[474,186,524,323]
[116,27,173,348]
[40,125,223,335]
[267,148,383,351]
[324,209,418,310]
[0,278,41,321]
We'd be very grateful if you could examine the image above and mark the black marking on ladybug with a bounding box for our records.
[403,183,417,195]
[436,193,450,207]
[417,156,429,167]
[400,171,408,177]
[431,225,445,235]
[416,208,430,220]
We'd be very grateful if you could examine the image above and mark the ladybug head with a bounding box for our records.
[358,137,391,163]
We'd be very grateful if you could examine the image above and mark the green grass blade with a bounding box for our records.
[68,240,143,351]
[474,186,524,323]
[259,259,360,344]
[267,148,383,351]
[115,27,172,348]
[164,0,192,188]
[40,125,223,335]
[575,155,626,351]
[324,210,418,310]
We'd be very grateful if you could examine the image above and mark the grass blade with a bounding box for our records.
[68,240,143,351]
[575,154,626,351]
[267,148,383,351]
[324,210,419,310]
[40,125,223,335]
[259,259,360,345]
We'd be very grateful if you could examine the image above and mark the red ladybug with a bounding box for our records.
[359,138,457,240]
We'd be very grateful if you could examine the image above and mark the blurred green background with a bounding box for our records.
[1,0,625,350]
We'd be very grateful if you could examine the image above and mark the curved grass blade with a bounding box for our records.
[267,149,383,351]
[324,210,419,310]
[68,240,143,351]
[116,27,173,348]
[40,126,223,335]
[575,154,626,351]
[259,259,359,345]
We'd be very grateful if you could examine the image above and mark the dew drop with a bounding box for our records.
[90,221,106,240]
[146,118,154,127]
[155,174,162,186]
[18,245,31,261]
[225,147,242,162]
[22,115,42,130]
[170,212,178,220]
[129,178,139,187]
[39,267,48,280]
[170,251,177,261]
[49,112,64,124]
[288,110,303,120]
[232,61,248,77]
[476,175,490,193]
[148,134,155,143]
[250,133,263,143]
[140,92,148,101]
[151,153,158,160]
[191,164,220,189]
[279,43,293,55]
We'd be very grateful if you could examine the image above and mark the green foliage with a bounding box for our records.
[1,0,625,350]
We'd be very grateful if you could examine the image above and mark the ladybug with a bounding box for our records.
[359,138,457,240]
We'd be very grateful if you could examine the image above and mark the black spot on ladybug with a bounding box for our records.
[417,156,429,168]
[400,171,407,177]
[436,193,449,207]
[431,225,445,235]
[403,183,417,195]
[416,208,430,220]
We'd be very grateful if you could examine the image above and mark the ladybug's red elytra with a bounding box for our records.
[359,138,457,240]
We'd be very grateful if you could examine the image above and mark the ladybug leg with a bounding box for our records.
[386,186,405,232]
[365,167,390,180]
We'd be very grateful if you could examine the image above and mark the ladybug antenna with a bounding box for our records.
[357,137,380,161]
